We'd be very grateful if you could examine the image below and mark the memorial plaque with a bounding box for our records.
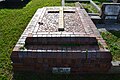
[52,67,71,74]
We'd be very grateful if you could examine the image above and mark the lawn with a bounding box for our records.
[65,0,111,13]
[0,0,60,79]
[0,0,120,80]
[101,31,120,61]
[65,2,99,13]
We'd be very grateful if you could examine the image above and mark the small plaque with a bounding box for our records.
[105,16,117,19]
[52,67,71,74]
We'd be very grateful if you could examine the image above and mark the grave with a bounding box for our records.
[11,7,112,74]
[100,3,120,23]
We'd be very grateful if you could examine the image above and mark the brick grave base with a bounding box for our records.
[11,7,112,74]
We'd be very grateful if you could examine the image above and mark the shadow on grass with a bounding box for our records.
[0,0,30,9]
[13,72,120,80]
[109,30,120,38]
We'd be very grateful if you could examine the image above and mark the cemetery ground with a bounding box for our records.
[0,0,120,80]
[65,0,110,13]
[0,0,61,79]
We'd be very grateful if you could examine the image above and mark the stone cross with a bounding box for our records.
[58,7,64,31]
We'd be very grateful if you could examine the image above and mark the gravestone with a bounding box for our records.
[11,7,112,74]
[101,3,120,23]
[113,0,120,3]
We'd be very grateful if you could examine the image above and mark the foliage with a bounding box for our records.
[0,0,120,79]
[65,2,75,6]
[0,0,60,79]
[82,3,98,13]
[101,31,120,61]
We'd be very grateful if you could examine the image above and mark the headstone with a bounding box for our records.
[11,7,112,74]
[113,0,120,3]
[101,3,120,22]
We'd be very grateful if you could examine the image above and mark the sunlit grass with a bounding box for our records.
[0,0,120,79]
[0,0,60,79]
[101,31,120,61]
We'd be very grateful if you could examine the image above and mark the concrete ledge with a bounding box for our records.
[108,61,120,74]
[88,13,102,24]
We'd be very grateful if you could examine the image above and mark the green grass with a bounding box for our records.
[65,0,112,13]
[81,0,112,13]
[65,2,75,6]
[101,31,120,61]
[65,2,99,13]
[0,0,60,79]
[82,3,98,13]
[0,0,120,80]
